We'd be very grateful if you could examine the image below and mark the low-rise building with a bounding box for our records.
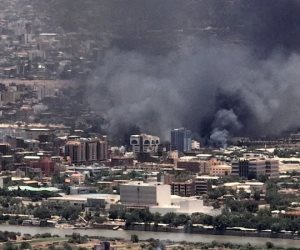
[223,181,265,194]
[231,156,279,179]
[194,175,219,195]
[210,164,232,176]
[47,194,120,209]
[150,195,221,215]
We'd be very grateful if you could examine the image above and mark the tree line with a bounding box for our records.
[108,209,300,233]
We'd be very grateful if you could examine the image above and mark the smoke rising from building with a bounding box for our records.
[86,39,300,142]
[35,0,300,143]
[210,109,242,148]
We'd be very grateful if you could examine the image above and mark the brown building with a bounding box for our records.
[210,164,232,176]
[265,159,279,179]
[65,140,86,163]
[110,156,134,167]
[177,160,201,173]
[65,138,108,164]
[281,210,300,220]
[30,157,56,176]
[194,176,219,195]
[171,180,195,197]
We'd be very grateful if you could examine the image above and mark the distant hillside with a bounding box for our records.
[32,0,300,55]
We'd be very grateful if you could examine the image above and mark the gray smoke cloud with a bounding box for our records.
[212,109,242,132]
[210,109,242,148]
[36,0,300,143]
[86,38,300,142]
[210,129,229,149]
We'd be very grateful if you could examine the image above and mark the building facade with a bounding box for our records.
[171,180,195,197]
[171,128,192,153]
[120,182,171,206]
[265,159,279,179]
[65,138,108,163]
[210,164,232,176]
[130,134,160,154]
[232,157,279,179]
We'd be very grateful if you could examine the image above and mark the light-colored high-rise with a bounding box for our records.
[171,128,192,153]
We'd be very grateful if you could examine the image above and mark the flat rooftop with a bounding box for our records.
[121,181,165,187]
[48,193,120,202]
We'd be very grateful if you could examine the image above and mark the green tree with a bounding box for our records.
[3,242,18,250]
[213,214,230,231]
[162,212,176,224]
[108,210,118,220]
[124,211,140,227]
[138,210,153,223]
[173,214,189,227]
[62,242,73,250]
[207,187,226,199]
[20,242,32,249]
[191,213,213,225]
[253,190,261,201]
[266,241,274,249]
[153,212,161,223]
[68,233,88,244]
[60,205,80,221]
[131,234,139,243]
[33,206,51,219]
[270,223,282,233]
[238,188,249,199]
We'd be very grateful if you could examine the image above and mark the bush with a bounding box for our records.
[19,241,32,250]
[3,242,18,250]
[40,233,52,238]
[266,241,274,249]
[33,206,51,219]
[131,234,139,243]
[68,233,88,244]
[22,234,32,240]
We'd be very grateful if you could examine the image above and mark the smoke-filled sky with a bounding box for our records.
[86,38,300,143]
[37,0,300,144]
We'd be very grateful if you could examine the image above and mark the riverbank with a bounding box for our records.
[0,224,299,248]
[93,222,300,240]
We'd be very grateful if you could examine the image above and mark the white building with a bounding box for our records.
[130,134,160,154]
[120,181,170,206]
[223,181,265,193]
[150,195,221,216]
[191,140,201,150]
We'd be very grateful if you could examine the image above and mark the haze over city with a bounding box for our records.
[0,1,299,250]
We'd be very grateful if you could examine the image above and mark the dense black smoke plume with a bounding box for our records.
[34,0,300,144]
[86,39,300,143]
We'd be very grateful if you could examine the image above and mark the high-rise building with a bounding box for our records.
[97,140,108,161]
[130,134,160,154]
[171,128,192,153]
[65,138,108,163]
[86,140,98,162]
[65,140,86,163]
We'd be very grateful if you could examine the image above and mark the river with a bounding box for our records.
[0,225,299,248]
